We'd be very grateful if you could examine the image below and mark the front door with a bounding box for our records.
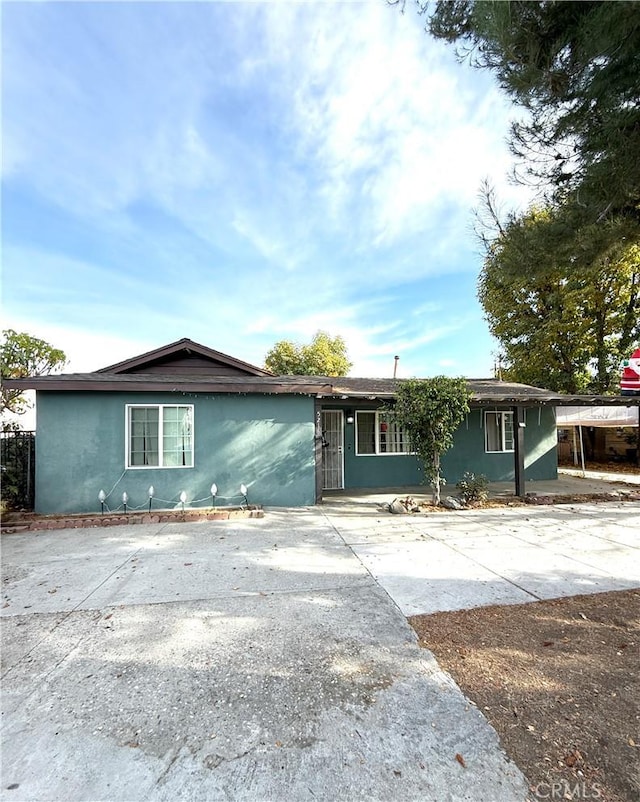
[321,410,344,490]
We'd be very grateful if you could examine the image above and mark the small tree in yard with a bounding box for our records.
[390,377,471,505]
[1,330,66,416]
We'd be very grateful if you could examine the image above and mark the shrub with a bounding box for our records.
[456,472,489,504]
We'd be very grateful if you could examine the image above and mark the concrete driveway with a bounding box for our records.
[1,502,638,802]
[322,500,640,615]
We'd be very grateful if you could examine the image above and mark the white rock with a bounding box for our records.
[442,496,464,510]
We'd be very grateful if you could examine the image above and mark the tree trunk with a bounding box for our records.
[432,451,441,505]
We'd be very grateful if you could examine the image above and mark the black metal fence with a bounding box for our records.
[1,430,35,511]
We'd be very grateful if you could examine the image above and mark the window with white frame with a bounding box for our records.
[127,405,194,468]
[356,411,411,455]
[485,411,514,453]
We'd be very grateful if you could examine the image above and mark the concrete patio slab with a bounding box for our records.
[322,468,640,512]
[559,466,640,485]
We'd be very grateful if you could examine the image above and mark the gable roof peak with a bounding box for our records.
[95,338,272,376]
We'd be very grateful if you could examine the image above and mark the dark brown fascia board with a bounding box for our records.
[326,391,396,400]
[1,376,333,395]
[94,337,273,376]
[330,393,640,405]
[4,375,639,406]
[343,390,640,406]
[470,395,640,406]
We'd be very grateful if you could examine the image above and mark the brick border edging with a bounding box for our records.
[1,506,264,533]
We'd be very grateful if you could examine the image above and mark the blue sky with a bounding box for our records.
[2,0,532,379]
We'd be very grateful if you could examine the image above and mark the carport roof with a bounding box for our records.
[4,372,639,406]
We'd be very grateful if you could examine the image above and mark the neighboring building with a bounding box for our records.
[556,406,639,465]
[2,338,571,515]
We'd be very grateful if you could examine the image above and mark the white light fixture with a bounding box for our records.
[148,485,155,513]
[180,490,187,511]
[210,483,218,506]
[98,489,106,514]
[240,483,248,506]
[122,491,129,513]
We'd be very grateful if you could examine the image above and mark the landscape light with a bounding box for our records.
[210,483,218,507]
[240,483,248,506]
[180,490,187,512]
[122,491,128,514]
[98,489,106,515]
[148,485,155,513]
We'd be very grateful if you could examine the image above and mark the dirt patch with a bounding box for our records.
[409,590,640,802]
[409,492,640,513]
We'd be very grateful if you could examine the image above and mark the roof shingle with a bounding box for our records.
[4,372,638,406]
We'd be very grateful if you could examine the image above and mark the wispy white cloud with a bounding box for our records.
[2,1,526,383]
[257,2,530,251]
[3,1,527,267]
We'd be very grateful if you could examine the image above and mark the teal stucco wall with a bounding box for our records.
[35,392,316,514]
[341,416,424,487]
[335,405,557,490]
[34,394,558,513]
[441,406,558,483]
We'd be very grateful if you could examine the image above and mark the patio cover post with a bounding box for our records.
[513,405,526,498]
[578,424,586,475]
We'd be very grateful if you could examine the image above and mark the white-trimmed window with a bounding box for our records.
[485,411,514,453]
[356,411,411,455]
[126,405,194,468]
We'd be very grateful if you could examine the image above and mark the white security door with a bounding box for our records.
[321,410,344,490]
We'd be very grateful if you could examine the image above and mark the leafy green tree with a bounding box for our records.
[1,330,67,415]
[392,0,640,269]
[390,377,471,505]
[265,331,352,376]
[478,208,640,393]
[425,1,640,232]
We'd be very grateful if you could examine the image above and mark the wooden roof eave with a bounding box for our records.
[1,377,334,395]
[4,376,639,406]
[470,395,640,407]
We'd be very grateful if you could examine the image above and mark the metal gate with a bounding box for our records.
[1,430,35,510]
[321,410,344,490]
